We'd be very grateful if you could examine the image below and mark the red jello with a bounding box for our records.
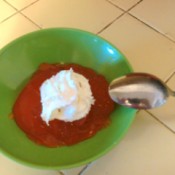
[13,63,115,147]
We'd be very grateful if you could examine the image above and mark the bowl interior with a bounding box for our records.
[0,28,136,169]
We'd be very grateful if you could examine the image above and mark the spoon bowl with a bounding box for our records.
[109,73,174,109]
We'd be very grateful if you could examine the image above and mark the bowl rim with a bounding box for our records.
[0,27,132,71]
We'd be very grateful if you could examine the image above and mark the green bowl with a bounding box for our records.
[0,28,136,169]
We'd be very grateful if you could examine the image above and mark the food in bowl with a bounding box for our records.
[0,28,136,169]
[12,63,115,147]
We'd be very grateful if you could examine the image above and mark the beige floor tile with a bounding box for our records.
[6,0,38,10]
[0,13,39,49]
[149,73,175,132]
[22,0,123,33]
[99,14,175,80]
[0,153,60,175]
[60,165,87,175]
[0,0,16,22]
[130,0,175,41]
[82,111,175,175]
[108,0,141,10]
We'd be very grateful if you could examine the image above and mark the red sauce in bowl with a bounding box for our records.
[13,63,115,147]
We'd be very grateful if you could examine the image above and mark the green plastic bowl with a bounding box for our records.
[0,28,136,169]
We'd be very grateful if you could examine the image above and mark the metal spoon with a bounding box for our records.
[109,73,175,110]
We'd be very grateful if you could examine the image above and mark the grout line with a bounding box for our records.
[3,0,42,29]
[146,110,175,134]
[128,13,175,43]
[97,0,126,34]
[106,0,125,12]
[127,0,144,11]
[78,164,90,175]
[19,0,40,11]
[58,171,64,175]
[97,13,125,34]
[20,12,42,29]
[58,164,90,175]
[98,0,144,35]
[0,12,18,24]
[165,71,175,83]
[105,0,175,44]
[3,0,19,10]
[3,0,40,11]
[106,0,144,12]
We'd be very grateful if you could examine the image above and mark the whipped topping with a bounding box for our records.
[40,68,95,125]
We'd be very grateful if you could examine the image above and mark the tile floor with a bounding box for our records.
[1,0,175,174]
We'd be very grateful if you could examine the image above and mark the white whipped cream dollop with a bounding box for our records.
[40,68,95,125]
